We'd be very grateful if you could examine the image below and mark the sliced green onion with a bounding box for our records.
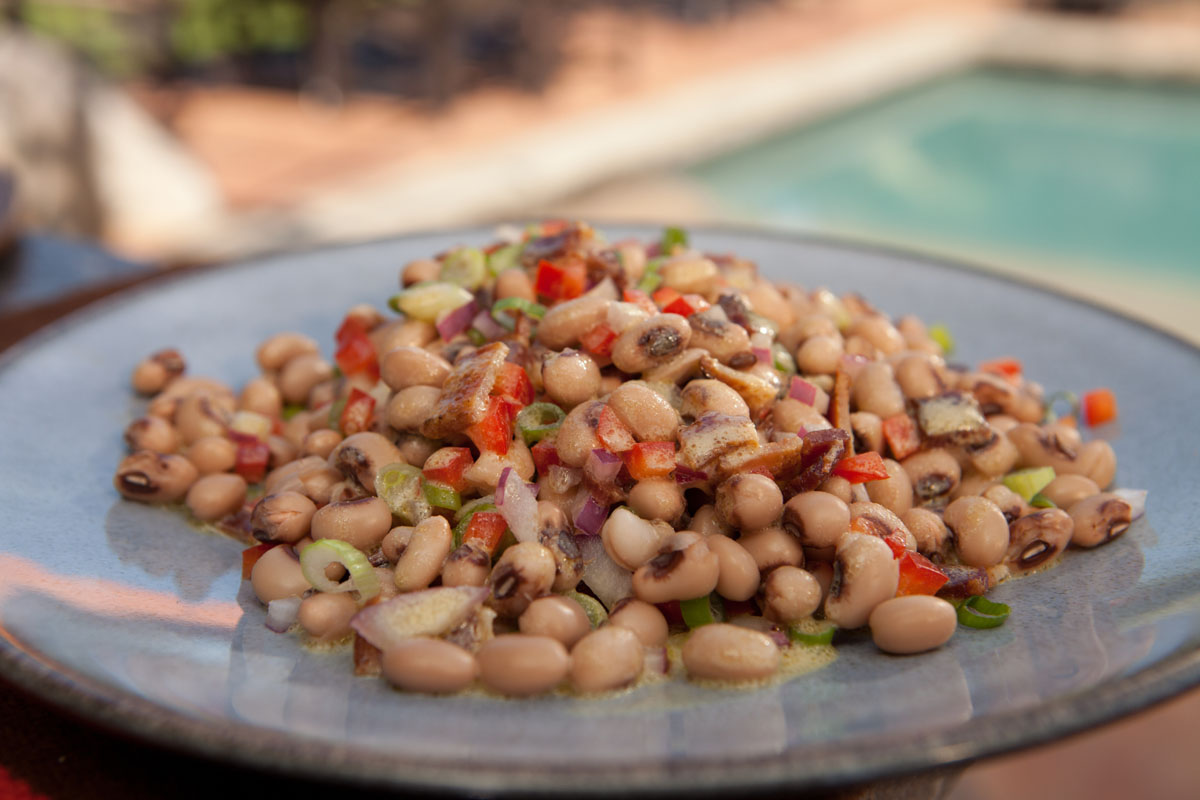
[491,297,547,331]
[636,256,665,293]
[1030,492,1057,509]
[743,311,779,336]
[515,402,566,445]
[439,246,487,289]
[454,495,496,524]
[788,621,837,646]
[299,539,381,601]
[772,342,796,376]
[680,594,724,629]
[466,328,487,346]
[660,226,689,254]
[281,403,305,421]
[956,595,1010,629]
[452,500,496,547]
[566,591,608,629]
[328,397,347,432]
[422,480,462,511]
[1003,466,1056,503]
[389,282,474,322]
[487,242,524,276]
[375,462,430,525]
[1043,390,1080,424]
[928,323,955,356]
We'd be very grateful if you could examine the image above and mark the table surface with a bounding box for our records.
[1,235,1197,800]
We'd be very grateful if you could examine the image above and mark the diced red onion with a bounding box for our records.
[752,347,771,365]
[471,310,506,341]
[350,587,489,651]
[1112,488,1147,521]
[496,466,539,542]
[674,463,708,485]
[643,646,669,675]
[436,299,478,341]
[574,494,608,537]
[577,535,633,608]
[789,376,818,406]
[586,448,623,486]
[265,596,302,633]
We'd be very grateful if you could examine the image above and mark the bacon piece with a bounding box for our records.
[420,341,509,440]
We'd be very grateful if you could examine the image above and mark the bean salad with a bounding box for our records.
[113,222,1145,697]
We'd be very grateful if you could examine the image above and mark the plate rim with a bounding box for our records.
[2,223,1199,795]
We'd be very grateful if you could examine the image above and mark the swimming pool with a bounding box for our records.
[688,68,1200,286]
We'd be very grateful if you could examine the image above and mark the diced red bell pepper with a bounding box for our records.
[597,405,635,453]
[1082,388,1118,427]
[534,259,586,302]
[832,451,889,484]
[624,441,676,480]
[658,290,710,318]
[883,532,908,558]
[462,511,508,555]
[421,446,474,493]
[531,440,562,474]
[978,357,1022,384]
[339,387,375,436]
[652,286,682,310]
[241,542,274,580]
[492,362,534,408]
[580,323,617,358]
[881,413,921,460]
[896,551,949,596]
[334,327,379,381]
[335,315,368,345]
[229,431,271,483]
[622,288,658,315]
[465,396,511,455]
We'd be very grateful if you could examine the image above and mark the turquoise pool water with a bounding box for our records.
[688,68,1200,282]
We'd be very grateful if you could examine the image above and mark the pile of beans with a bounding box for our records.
[112,222,1139,697]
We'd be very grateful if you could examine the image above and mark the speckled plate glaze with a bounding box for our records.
[1,228,1198,797]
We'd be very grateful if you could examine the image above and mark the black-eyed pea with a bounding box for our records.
[265,455,326,494]
[131,348,186,395]
[1078,440,1117,489]
[174,392,232,445]
[488,541,557,618]
[968,431,1020,477]
[611,313,691,374]
[661,255,719,294]
[869,595,957,655]
[185,473,247,522]
[824,533,899,629]
[806,561,834,602]
[495,267,535,302]
[380,526,414,564]
[394,516,454,592]
[689,504,730,537]
[851,362,906,419]
[256,333,319,372]
[297,593,358,642]
[380,347,452,391]
[865,458,913,516]
[688,308,752,364]
[893,354,946,400]
[277,353,334,405]
[900,507,949,558]
[185,435,237,475]
[705,534,760,601]
[519,595,592,648]
[628,478,685,523]
[762,565,822,624]
[302,429,343,460]
[739,527,805,573]
[982,484,1026,523]
[783,491,849,553]
[632,540,719,604]
[901,449,962,506]
[239,377,282,418]
[849,412,883,455]
[1041,474,1101,511]
[385,385,442,433]
[400,258,439,287]
[680,379,750,419]
[441,541,491,586]
[818,474,854,504]
[849,502,916,550]
[848,315,904,355]
[536,292,613,350]
[555,400,604,468]
[327,432,405,493]
[795,335,843,375]
[953,471,996,500]
[311,497,393,551]
[250,491,316,544]
[267,436,297,470]
[1069,493,1133,548]
[943,496,1009,567]
[374,319,437,353]
[681,623,779,682]
[609,598,669,647]
[542,350,602,409]
[383,637,479,693]
[773,398,831,434]
[477,634,570,696]
[1007,508,1074,570]
[250,545,311,604]
[601,507,664,570]
[570,625,645,694]
[607,382,680,441]
[124,416,179,454]
[716,473,783,532]
[113,451,199,503]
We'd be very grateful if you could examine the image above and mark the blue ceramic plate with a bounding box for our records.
[1,228,1198,796]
